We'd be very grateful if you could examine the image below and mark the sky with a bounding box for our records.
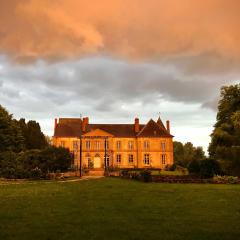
[0,0,240,152]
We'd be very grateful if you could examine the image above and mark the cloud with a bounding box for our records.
[1,0,240,64]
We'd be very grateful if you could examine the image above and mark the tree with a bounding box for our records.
[209,84,240,175]
[0,105,24,152]
[18,119,48,150]
[174,141,206,167]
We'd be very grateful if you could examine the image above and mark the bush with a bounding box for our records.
[0,146,73,179]
[213,175,239,184]
[188,160,200,174]
[140,169,152,182]
[200,159,222,178]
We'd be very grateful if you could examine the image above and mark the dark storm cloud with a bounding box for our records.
[0,55,237,117]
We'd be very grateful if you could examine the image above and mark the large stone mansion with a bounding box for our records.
[53,117,174,171]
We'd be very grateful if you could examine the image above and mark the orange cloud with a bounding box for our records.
[0,0,240,62]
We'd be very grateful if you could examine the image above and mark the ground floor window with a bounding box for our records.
[104,155,110,167]
[144,154,150,165]
[116,154,121,164]
[128,154,134,164]
[161,154,167,165]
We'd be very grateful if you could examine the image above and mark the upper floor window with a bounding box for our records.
[161,154,167,165]
[116,141,121,150]
[95,141,100,150]
[128,154,134,164]
[73,140,78,150]
[128,141,134,150]
[60,141,65,148]
[105,140,109,149]
[116,154,121,164]
[161,142,166,151]
[144,154,150,165]
[144,141,150,150]
[86,140,91,150]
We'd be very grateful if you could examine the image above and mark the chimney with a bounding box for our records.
[54,118,58,130]
[82,117,89,132]
[134,118,140,133]
[166,120,170,133]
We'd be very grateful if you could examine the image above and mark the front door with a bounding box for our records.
[94,156,101,168]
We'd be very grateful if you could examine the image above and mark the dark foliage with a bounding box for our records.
[0,147,73,179]
[209,84,240,176]
[199,159,222,178]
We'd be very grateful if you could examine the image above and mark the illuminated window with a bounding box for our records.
[128,141,134,150]
[128,154,134,164]
[144,154,150,165]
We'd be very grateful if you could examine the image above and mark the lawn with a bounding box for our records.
[0,178,240,240]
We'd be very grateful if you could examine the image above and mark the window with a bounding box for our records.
[144,141,150,150]
[104,155,110,167]
[161,154,167,165]
[128,141,134,150]
[73,141,78,150]
[116,154,121,164]
[105,140,109,150]
[116,141,121,150]
[86,140,91,150]
[60,141,65,148]
[95,141,100,150]
[128,154,134,164]
[86,154,92,168]
[144,154,150,165]
[161,142,166,151]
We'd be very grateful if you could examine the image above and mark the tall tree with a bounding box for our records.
[209,84,240,175]
[18,119,48,150]
[0,105,24,152]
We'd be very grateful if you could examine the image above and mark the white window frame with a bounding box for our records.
[128,154,134,164]
[86,140,91,150]
[128,141,134,150]
[161,142,166,152]
[73,140,78,150]
[116,141,121,150]
[60,141,65,148]
[144,154,150,165]
[95,141,100,150]
[144,141,150,150]
[116,154,121,164]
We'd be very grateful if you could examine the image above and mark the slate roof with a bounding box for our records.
[54,118,173,138]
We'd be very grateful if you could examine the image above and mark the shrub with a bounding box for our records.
[213,175,239,184]
[200,159,222,178]
[188,160,200,174]
[140,169,152,182]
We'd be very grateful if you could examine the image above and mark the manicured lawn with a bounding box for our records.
[0,178,240,240]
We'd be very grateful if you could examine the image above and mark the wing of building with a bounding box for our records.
[52,117,174,170]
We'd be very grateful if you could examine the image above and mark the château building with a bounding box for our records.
[52,117,174,171]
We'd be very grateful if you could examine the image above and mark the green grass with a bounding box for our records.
[0,178,240,240]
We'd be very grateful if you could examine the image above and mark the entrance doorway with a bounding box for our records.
[94,154,101,168]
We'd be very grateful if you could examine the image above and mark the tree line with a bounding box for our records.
[0,105,73,179]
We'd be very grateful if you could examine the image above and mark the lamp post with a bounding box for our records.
[79,135,82,178]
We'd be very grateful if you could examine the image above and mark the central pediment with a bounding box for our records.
[82,128,113,137]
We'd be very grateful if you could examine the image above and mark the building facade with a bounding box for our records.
[52,117,174,170]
